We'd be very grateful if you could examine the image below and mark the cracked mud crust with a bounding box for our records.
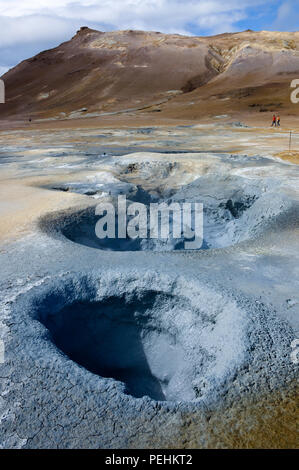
[0,124,298,449]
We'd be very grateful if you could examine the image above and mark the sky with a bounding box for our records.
[0,0,298,76]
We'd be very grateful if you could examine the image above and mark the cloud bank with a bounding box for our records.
[0,0,296,75]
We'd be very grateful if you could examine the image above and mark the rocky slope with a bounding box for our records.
[1,28,299,122]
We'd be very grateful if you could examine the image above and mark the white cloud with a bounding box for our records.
[0,0,273,68]
[0,14,80,47]
[0,65,9,76]
[272,1,299,31]
[0,0,265,36]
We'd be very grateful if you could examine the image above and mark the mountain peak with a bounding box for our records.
[75,26,99,36]
[1,28,299,122]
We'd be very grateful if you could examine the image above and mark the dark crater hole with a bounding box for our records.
[41,291,185,401]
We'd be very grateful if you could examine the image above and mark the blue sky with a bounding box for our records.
[0,0,298,76]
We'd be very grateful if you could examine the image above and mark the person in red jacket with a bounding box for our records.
[271,114,276,127]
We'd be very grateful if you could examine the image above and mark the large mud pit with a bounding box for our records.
[58,207,208,251]
[34,274,249,402]
[43,173,290,251]
[2,140,299,448]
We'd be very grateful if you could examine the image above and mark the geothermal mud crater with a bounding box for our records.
[32,155,298,405]
[1,138,298,447]
[46,166,283,251]
[33,273,249,403]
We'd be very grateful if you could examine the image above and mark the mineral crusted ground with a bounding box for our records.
[0,123,298,448]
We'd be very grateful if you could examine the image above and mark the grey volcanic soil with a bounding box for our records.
[0,126,298,449]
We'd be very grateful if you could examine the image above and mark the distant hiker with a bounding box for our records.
[277,115,280,127]
[271,114,276,127]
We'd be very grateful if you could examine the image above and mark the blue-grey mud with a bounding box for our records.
[0,123,298,448]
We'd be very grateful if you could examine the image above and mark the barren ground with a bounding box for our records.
[0,120,298,448]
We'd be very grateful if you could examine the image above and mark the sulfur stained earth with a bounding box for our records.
[0,122,298,449]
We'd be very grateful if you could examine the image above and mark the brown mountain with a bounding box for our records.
[1,27,299,123]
